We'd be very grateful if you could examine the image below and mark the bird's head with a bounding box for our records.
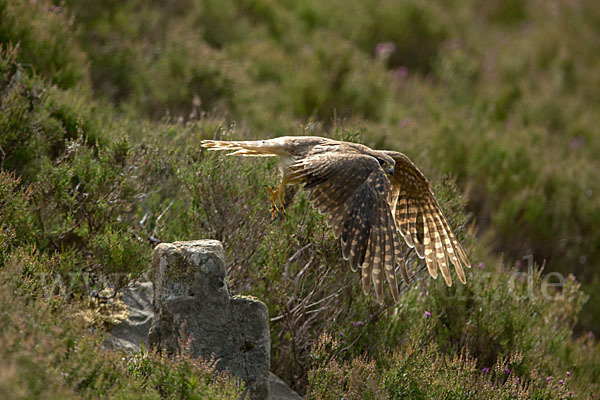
[374,153,396,176]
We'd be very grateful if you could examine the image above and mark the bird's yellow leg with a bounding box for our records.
[277,180,287,216]
[265,176,290,218]
[264,185,280,218]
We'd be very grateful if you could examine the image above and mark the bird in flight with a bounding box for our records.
[201,136,470,303]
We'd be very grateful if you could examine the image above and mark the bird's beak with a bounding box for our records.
[387,166,395,176]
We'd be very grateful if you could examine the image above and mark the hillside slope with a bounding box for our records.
[1,0,599,398]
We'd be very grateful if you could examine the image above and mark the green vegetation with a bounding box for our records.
[1,0,599,398]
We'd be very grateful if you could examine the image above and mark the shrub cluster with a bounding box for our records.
[1,0,599,398]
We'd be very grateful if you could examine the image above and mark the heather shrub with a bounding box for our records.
[307,260,599,399]
[0,171,34,267]
[0,0,89,90]
[0,260,244,399]
[0,45,100,181]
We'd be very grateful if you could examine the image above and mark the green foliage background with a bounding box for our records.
[1,0,599,398]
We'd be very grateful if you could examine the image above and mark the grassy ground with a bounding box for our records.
[1,0,599,398]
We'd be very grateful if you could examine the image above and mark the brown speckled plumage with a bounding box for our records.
[202,136,470,304]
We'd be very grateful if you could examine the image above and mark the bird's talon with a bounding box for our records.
[270,205,279,219]
[270,206,287,221]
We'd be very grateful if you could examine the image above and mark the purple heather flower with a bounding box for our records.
[516,377,520,385]
[351,321,363,327]
[481,367,490,374]
[424,310,431,318]
[392,66,409,80]
[546,376,552,383]
[559,379,564,385]
[566,371,572,378]
[589,331,595,339]
[516,260,523,270]
[505,367,510,374]
[478,262,486,269]
[398,117,413,128]
[569,136,586,150]
[375,42,396,59]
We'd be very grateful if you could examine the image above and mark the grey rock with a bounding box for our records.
[104,281,154,352]
[148,240,271,400]
[103,240,300,400]
[268,372,302,400]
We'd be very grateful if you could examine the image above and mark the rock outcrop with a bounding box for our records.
[147,240,271,400]
[104,281,154,352]
[103,240,301,399]
[268,372,302,400]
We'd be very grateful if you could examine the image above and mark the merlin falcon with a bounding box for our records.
[201,136,471,303]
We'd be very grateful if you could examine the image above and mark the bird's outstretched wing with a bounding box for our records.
[201,139,288,157]
[384,152,471,286]
[289,151,407,303]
